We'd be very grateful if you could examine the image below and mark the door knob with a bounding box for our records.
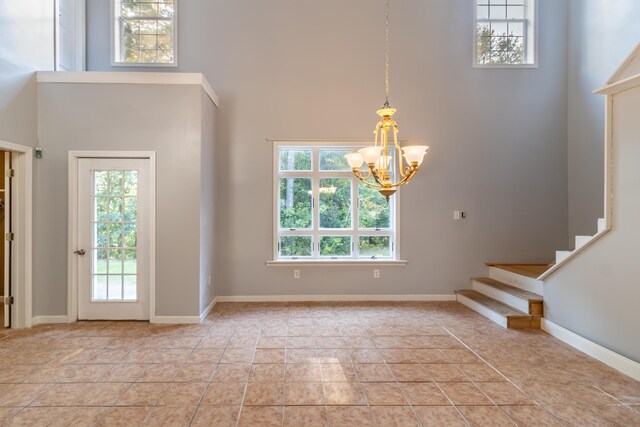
[74,249,86,256]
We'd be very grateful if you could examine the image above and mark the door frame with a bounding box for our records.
[0,140,33,329]
[68,151,156,323]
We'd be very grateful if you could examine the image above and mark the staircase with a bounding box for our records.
[456,217,606,329]
[456,265,548,329]
[542,217,607,280]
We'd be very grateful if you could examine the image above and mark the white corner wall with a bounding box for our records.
[545,83,640,363]
[0,0,54,146]
[567,0,640,238]
[36,82,206,318]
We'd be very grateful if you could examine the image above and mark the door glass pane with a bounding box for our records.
[359,236,391,258]
[124,171,138,195]
[95,197,108,221]
[108,249,124,274]
[109,223,123,247]
[319,178,351,229]
[123,275,137,300]
[319,150,351,171]
[280,236,312,257]
[108,275,123,300]
[358,182,391,229]
[124,249,137,274]
[124,223,137,247]
[279,178,312,229]
[320,236,351,257]
[94,275,107,300]
[92,170,139,301]
[95,249,107,274]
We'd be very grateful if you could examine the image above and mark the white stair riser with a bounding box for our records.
[472,281,530,313]
[488,267,544,296]
[575,236,592,250]
[556,251,571,264]
[597,218,606,233]
[456,294,508,329]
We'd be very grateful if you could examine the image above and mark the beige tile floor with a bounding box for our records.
[0,301,638,426]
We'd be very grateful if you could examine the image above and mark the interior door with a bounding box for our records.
[77,158,150,320]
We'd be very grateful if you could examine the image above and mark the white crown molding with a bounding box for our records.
[36,71,219,107]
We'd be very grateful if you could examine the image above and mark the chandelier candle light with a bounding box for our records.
[345,0,429,201]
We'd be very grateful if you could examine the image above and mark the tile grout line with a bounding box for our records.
[441,325,568,426]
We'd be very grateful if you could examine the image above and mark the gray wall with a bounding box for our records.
[0,0,54,146]
[36,83,205,317]
[567,0,640,239]
[546,83,640,363]
[88,0,570,297]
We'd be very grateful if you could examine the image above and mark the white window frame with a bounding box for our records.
[270,141,405,266]
[110,0,178,67]
[473,0,538,68]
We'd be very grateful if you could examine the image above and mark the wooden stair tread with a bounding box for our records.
[472,277,543,301]
[485,263,552,279]
[455,290,532,318]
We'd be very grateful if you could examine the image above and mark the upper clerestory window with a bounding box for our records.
[474,0,537,68]
[111,0,177,67]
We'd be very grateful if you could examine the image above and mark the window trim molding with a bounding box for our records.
[110,0,179,68]
[270,140,402,263]
[472,0,539,69]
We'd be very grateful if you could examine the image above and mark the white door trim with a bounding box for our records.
[68,151,156,323]
[0,140,33,329]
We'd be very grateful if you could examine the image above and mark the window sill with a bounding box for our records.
[266,260,408,267]
[110,61,178,68]
[473,63,538,69]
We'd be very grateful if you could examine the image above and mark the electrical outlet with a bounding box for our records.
[454,210,467,220]
[373,269,380,279]
[294,270,300,279]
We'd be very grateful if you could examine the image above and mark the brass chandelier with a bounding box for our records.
[345,0,428,201]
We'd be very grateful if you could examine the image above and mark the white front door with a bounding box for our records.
[77,158,150,320]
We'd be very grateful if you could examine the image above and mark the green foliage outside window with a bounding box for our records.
[278,147,395,258]
[279,178,312,229]
[476,25,524,65]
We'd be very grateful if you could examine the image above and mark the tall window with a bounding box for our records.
[274,144,398,261]
[111,0,177,66]
[474,0,536,67]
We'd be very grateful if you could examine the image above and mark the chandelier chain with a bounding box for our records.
[384,0,390,108]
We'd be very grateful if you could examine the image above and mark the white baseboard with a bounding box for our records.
[541,319,640,381]
[200,297,217,322]
[32,315,68,325]
[215,294,456,303]
[152,316,201,324]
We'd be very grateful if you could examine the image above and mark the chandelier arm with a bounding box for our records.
[357,168,372,180]
[386,166,419,188]
[354,171,384,189]
[370,167,385,186]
